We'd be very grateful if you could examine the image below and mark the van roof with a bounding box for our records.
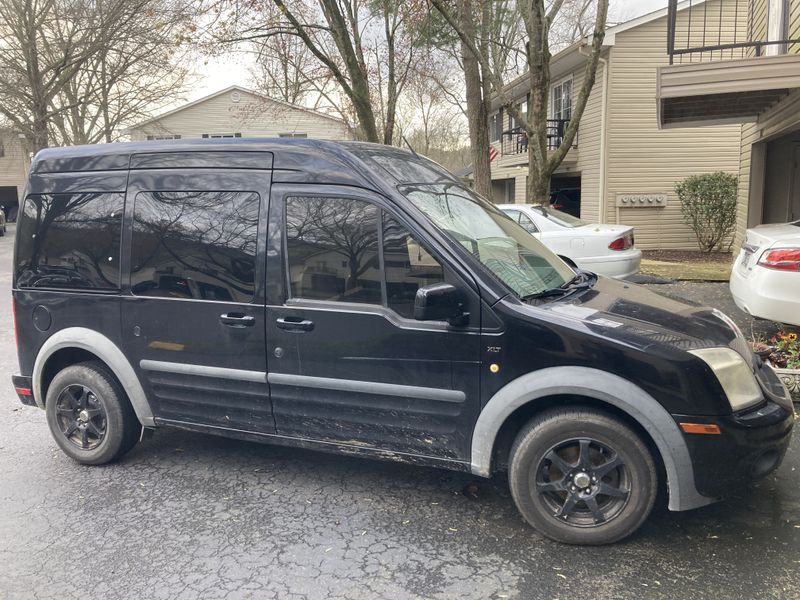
[28,138,455,191]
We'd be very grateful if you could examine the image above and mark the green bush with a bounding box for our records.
[675,171,738,253]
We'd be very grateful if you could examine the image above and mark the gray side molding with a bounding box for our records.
[32,327,155,427]
[267,372,466,403]
[471,366,715,512]
[141,360,267,383]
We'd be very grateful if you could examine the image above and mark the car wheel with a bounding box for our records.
[45,361,140,465]
[508,407,657,545]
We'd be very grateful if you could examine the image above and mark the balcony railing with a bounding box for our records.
[499,120,573,156]
[667,0,800,64]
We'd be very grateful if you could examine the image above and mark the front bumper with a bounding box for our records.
[674,365,794,501]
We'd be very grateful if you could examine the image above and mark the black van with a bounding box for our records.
[11,139,794,544]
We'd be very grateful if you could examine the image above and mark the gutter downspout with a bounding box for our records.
[580,45,611,224]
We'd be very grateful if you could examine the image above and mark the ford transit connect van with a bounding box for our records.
[11,139,794,544]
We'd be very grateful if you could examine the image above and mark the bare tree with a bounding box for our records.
[248,31,330,105]
[51,1,195,145]
[419,0,521,200]
[213,0,420,144]
[0,0,196,151]
[432,0,609,203]
[394,52,470,172]
[0,0,100,151]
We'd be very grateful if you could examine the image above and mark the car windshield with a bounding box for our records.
[534,206,588,228]
[399,182,575,298]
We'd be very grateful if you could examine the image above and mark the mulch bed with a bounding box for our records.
[642,250,733,264]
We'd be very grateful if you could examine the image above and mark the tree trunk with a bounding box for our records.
[32,105,49,152]
[460,1,492,200]
[527,154,551,204]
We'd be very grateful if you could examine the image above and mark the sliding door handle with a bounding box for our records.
[276,317,314,332]
[220,313,255,328]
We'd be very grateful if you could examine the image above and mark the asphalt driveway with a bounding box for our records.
[1,224,798,600]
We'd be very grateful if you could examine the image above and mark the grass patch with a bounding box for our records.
[639,258,731,281]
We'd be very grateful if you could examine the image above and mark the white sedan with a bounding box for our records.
[497,204,642,279]
[730,221,800,326]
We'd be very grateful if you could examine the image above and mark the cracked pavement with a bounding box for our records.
[1,224,799,600]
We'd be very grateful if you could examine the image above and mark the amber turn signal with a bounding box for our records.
[679,422,721,435]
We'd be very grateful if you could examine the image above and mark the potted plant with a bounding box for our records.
[753,331,800,402]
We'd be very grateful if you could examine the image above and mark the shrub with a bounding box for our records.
[675,172,738,253]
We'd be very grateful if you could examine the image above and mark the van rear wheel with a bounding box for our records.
[508,407,657,545]
[45,362,140,465]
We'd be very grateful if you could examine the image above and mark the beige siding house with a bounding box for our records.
[127,86,352,142]
[489,0,744,249]
[657,0,800,247]
[0,130,30,221]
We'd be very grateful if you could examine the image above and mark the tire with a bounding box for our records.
[508,407,657,545]
[45,361,140,465]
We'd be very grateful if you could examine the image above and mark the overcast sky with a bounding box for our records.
[191,0,670,102]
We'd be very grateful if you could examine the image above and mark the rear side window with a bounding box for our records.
[16,193,124,290]
[130,191,259,303]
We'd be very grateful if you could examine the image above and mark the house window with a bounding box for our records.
[490,108,504,141]
[201,133,242,138]
[766,0,790,55]
[146,135,181,141]
[551,78,572,121]
[279,133,308,138]
[522,94,529,124]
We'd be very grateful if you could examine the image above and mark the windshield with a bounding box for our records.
[534,206,588,228]
[399,183,575,297]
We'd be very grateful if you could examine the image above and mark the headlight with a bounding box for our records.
[689,347,762,412]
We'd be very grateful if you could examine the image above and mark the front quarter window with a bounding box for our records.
[401,183,574,298]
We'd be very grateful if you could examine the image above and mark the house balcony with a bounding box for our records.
[493,120,577,169]
[657,0,800,128]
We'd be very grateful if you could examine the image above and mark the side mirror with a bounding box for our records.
[414,283,467,325]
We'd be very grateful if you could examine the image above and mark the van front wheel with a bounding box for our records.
[508,408,657,545]
[45,362,140,465]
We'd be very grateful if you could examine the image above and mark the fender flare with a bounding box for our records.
[471,366,715,512]
[32,327,155,427]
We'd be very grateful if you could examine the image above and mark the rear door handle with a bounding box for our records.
[276,317,314,332]
[220,313,255,328]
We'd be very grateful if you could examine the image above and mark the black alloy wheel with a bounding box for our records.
[54,384,107,451]
[535,437,630,527]
[45,362,140,465]
[509,407,657,545]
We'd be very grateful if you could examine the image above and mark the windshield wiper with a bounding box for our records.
[522,271,593,301]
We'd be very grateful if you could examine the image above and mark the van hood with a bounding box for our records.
[531,276,748,356]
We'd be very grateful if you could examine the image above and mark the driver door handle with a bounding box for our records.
[276,317,315,332]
